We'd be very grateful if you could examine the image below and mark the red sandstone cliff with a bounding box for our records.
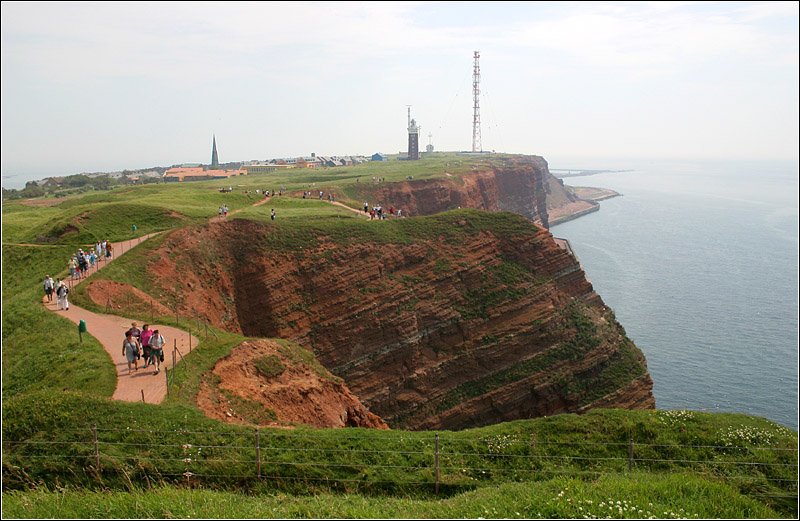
[346,155,604,228]
[350,155,552,228]
[124,210,654,430]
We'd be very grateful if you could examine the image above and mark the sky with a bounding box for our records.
[1,1,798,188]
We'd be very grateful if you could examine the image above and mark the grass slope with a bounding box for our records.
[1,473,780,519]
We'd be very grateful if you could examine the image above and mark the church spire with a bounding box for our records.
[211,134,219,169]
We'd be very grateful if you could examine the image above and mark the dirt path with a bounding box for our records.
[43,234,198,404]
[330,201,370,218]
[209,195,271,224]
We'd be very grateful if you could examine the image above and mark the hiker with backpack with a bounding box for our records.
[148,329,165,374]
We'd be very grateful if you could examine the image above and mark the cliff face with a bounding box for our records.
[353,156,552,228]
[137,211,654,430]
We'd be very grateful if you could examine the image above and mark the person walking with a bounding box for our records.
[127,322,141,346]
[122,331,139,373]
[56,281,69,310]
[140,324,154,368]
[43,275,54,303]
[106,241,113,258]
[148,329,165,374]
[271,209,276,221]
[68,256,78,279]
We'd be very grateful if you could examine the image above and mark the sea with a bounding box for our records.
[550,158,799,430]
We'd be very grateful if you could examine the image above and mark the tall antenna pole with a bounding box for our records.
[472,51,482,153]
[407,105,412,128]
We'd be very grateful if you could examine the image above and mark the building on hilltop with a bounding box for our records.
[408,116,420,161]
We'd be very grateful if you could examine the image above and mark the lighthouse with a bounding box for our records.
[407,109,420,161]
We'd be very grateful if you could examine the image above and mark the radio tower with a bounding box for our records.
[472,51,482,153]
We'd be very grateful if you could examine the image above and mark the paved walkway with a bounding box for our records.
[43,234,197,404]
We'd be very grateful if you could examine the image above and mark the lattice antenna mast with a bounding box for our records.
[407,105,412,128]
[472,51,482,153]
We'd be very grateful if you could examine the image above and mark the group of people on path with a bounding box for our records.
[45,240,115,310]
[43,274,70,311]
[68,241,112,280]
[122,322,166,375]
[364,203,402,220]
[218,205,229,218]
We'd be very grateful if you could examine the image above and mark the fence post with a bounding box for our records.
[164,366,169,397]
[256,429,261,479]
[189,327,192,353]
[141,389,145,403]
[175,309,179,327]
[435,433,440,494]
[173,344,177,370]
[92,424,100,471]
[628,437,634,472]
[205,323,208,339]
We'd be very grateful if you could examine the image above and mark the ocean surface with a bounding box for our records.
[550,159,799,430]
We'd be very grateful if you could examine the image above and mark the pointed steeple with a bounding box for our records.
[211,134,219,169]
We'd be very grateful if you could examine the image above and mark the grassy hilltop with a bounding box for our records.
[2,154,797,518]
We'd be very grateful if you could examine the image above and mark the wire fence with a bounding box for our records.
[3,426,797,501]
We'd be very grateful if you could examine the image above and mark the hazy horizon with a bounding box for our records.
[2,1,798,189]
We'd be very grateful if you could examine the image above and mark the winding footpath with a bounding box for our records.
[42,235,197,404]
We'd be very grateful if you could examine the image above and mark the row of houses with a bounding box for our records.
[153,153,386,183]
[243,154,371,170]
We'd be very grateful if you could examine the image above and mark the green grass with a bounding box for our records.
[253,354,286,378]
[2,393,796,516]
[1,472,781,519]
[2,244,117,399]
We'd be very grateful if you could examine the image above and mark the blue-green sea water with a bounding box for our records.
[551,159,799,429]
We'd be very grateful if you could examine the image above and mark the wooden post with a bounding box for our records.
[173,346,177,370]
[92,424,100,471]
[189,327,192,353]
[141,389,145,403]
[164,366,169,397]
[435,433,440,494]
[256,429,261,479]
[628,437,634,472]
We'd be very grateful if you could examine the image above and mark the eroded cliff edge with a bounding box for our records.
[133,209,654,430]
[345,154,610,228]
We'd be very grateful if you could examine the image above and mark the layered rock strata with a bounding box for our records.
[352,155,552,228]
[140,210,654,430]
